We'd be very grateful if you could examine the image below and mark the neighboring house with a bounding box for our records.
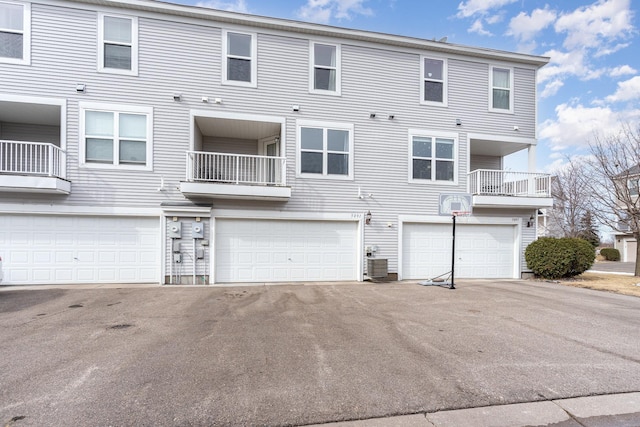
[613,166,640,262]
[0,0,553,285]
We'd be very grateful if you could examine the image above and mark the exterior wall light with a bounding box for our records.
[365,210,372,225]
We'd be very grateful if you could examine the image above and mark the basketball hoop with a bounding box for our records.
[451,210,471,223]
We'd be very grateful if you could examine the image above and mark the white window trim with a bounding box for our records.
[309,41,341,96]
[79,102,153,171]
[0,1,30,65]
[97,13,138,76]
[296,119,354,180]
[420,55,447,107]
[489,65,514,114]
[222,29,257,88]
[408,129,458,185]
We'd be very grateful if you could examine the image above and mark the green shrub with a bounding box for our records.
[525,237,596,279]
[566,238,597,276]
[600,248,620,261]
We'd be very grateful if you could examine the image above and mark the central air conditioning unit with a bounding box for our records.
[367,258,388,279]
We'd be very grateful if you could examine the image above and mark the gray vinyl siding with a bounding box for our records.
[470,155,502,171]
[0,1,544,276]
[0,123,60,144]
[203,137,258,155]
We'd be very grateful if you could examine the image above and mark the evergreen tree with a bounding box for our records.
[577,210,600,248]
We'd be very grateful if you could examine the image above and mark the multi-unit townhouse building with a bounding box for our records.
[0,0,553,285]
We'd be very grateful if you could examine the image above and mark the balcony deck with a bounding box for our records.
[468,169,552,208]
[0,140,70,194]
[179,151,291,201]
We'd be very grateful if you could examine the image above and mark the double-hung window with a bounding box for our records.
[627,178,640,196]
[490,66,513,112]
[409,131,456,183]
[223,30,256,87]
[298,120,353,179]
[98,14,138,74]
[0,1,30,64]
[80,103,152,170]
[421,56,446,105]
[310,42,341,95]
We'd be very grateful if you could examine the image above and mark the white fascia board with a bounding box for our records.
[66,0,549,68]
[213,209,362,222]
[0,203,162,216]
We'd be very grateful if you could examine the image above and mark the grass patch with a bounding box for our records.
[553,272,640,297]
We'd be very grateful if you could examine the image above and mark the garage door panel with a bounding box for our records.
[0,215,160,285]
[403,222,515,279]
[215,218,357,283]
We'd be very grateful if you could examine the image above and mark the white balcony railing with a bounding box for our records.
[0,140,65,178]
[468,169,551,197]
[186,151,287,186]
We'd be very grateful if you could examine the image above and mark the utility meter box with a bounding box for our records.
[192,222,204,239]
[168,221,182,238]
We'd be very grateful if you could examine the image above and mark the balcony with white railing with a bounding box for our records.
[179,151,291,201]
[468,169,553,208]
[0,140,70,194]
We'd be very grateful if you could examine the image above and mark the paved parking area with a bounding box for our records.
[590,261,635,274]
[1,280,639,426]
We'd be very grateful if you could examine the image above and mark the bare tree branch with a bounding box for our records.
[583,123,640,275]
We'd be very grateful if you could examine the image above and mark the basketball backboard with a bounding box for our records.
[439,193,472,216]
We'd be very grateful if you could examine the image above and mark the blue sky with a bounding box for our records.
[168,0,639,173]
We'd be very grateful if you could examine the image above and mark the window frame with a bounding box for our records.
[0,0,30,65]
[79,102,153,171]
[408,129,458,184]
[296,119,354,180]
[489,65,514,113]
[222,29,257,88]
[420,56,447,106]
[97,13,138,75]
[309,41,341,96]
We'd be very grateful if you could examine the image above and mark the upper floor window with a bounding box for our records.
[627,178,639,196]
[80,103,152,170]
[297,120,353,179]
[98,14,138,75]
[0,1,30,64]
[409,131,457,183]
[310,42,341,95]
[421,57,446,105]
[490,66,513,113]
[223,30,256,87]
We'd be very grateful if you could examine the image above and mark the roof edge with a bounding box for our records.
[60,0,550,67]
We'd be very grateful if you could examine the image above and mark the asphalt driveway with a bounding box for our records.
[1,280,639,426]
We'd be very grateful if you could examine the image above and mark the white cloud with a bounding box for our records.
[468,18,492,36]
[456,0,517,18]
[610,65,637,77]
[554,0,634,53]
[507,7,556,41]
[540,79,564,98]
[605,76,640,102]
[539,101,639,150]
[537,49,588,83]
[457,0,516,36]
[296,0,373,24]
[195,0,248,13]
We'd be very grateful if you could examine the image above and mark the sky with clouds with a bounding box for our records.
[170,0,639,173]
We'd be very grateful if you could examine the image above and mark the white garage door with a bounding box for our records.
[402,222,516,279]
[215,218,358,283]
[0,215,160,285]
[626,240,637,263]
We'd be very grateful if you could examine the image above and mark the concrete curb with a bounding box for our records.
[307,392,640,427]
